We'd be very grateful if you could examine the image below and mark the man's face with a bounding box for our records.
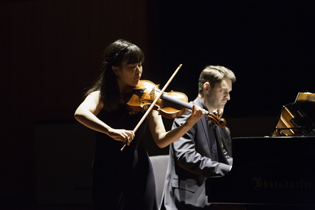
[206,78,232,111]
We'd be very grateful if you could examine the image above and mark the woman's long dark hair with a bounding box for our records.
[86,39,144,111]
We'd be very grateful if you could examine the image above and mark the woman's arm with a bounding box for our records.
[148,105,203,148]
[74,91,134,144]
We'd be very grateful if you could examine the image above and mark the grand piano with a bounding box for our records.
[206,92,315,209]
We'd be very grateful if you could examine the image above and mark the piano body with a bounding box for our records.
[206,93,315,209]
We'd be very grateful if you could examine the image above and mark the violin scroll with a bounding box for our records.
[206,112,227,127]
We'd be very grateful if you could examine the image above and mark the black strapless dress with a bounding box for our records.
[91,105,158,210]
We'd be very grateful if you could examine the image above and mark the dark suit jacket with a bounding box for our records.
[160,97,233,210]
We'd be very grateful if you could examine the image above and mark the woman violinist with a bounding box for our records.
[74,39,204,210]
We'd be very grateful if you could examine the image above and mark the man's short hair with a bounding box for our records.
[198,65,236,94]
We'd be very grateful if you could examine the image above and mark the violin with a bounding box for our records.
[126,80,227,127]
[121,64,226,151]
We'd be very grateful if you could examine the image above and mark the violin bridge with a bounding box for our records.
[150,87,156,99]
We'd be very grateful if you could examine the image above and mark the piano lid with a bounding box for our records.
[295,92,315,103]
[273,92,315,136]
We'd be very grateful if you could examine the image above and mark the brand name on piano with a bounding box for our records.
[253,177,312,191]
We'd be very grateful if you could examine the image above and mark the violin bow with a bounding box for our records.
[121,64,183,151]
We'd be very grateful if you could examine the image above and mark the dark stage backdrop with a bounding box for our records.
[157,1,315,118]
[1,0,314,209]
[154,0,315,140]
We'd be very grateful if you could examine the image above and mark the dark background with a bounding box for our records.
[1,0,314,209]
